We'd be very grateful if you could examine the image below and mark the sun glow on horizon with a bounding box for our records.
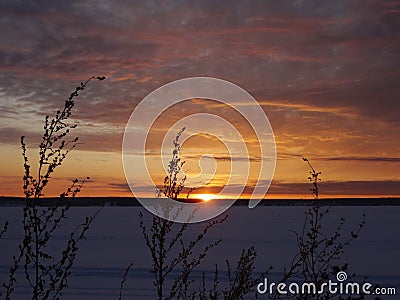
[193,193,216,202]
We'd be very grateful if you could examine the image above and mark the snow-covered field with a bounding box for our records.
[0,206,399,299]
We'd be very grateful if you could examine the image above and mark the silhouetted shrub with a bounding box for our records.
[270,158,370,300]
[121,128,270,300]
[1,76,104,300]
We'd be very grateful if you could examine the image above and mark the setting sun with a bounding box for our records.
[194,194,215,202]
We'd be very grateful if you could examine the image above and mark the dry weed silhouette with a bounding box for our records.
[1,76,105,300]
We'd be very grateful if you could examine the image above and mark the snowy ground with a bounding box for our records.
[0,206,399,299]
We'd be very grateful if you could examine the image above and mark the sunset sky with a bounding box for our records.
[0,0,399,198]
